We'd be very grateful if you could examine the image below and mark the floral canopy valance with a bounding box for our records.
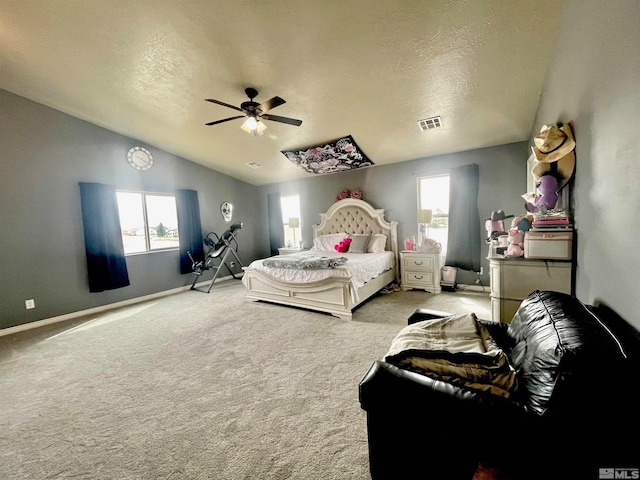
[281,135,373,174]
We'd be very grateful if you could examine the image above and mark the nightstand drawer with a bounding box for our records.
[402,255,436,272]
[404,271,435,285]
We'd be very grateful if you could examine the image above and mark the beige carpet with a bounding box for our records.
[0,280,490,480]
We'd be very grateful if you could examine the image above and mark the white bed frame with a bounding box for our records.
[243,198,399,320]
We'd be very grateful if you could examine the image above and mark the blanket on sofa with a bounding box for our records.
[384,313,517,397]
[261,255,348,269]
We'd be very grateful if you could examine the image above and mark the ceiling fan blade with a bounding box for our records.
[258,96,286,113]
[260,114,302,126]
[205,115,244,126]
[205,98,244,113]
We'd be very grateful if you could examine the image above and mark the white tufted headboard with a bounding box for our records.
[312,198,398,259]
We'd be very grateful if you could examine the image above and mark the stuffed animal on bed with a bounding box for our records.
[525,174,559,214]
[504,228,524,257]
[334,236,352,253]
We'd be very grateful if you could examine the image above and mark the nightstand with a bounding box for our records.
[278,247,308,255]
[400,251,442,293]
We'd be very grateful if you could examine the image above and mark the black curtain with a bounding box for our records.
[79,182,130,292]
[268,193,284,256]
[445,164,481,272]
[176,189,204,274]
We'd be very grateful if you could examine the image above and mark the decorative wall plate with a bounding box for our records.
[220,201,233,222]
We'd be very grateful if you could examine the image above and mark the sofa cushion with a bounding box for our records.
[507,290,627,417]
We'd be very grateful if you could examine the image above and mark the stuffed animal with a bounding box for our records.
[334,236,352,253]
[511,214,534,232]
[504,228,524,257]
[525,174,559,214]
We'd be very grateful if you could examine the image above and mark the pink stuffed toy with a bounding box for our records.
[334,237,352,252]
[525,174,559,214]
[504,228,524,257]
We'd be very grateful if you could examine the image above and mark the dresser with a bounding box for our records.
[489,257,573,323]
[400,252,443,293]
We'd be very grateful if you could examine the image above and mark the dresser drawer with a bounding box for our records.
[500,262,571,299]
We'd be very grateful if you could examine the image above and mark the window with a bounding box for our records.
[280,194,301,248]
[116,191,179,254]
[418,174,450,252]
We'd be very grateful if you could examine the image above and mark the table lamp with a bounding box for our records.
[417,209,432,248]
[288,217,300,247]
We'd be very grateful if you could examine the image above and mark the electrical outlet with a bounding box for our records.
[480,267,484,275]
[25,299,35,309]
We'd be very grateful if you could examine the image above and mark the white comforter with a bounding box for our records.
[242,250,395,302]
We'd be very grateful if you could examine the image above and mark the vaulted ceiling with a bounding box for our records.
[0,1,562,185]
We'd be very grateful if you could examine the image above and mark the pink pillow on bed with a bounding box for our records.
[334,237,352,252]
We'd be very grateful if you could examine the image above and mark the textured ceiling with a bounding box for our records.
[0,1,562,186]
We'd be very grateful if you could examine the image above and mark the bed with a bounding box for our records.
[242,198,399,320]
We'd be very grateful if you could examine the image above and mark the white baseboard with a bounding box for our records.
[1,274,239,337]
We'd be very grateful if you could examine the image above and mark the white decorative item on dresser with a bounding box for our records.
[489,257,573,323]
[400,252,443,293]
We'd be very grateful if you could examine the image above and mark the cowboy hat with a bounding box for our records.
[531,123,575,163]
[486,210,514,221]
[532,150,575,189]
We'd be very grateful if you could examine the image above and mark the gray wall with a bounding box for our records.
[0,89,263,330]
[258,141,529,287]
[531,0,639,327]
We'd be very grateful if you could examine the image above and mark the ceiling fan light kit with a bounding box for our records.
[205,87,302,135]
[240,116,267,136]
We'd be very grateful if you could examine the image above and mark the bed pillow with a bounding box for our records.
[348,234,370,253]
[367,234,387,253]
[311,233,348,252]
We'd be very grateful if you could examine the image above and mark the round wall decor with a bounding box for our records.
[127,146,154,170]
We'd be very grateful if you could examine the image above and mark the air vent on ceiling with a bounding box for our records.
[418,116,443,132]
[244,161,263,169]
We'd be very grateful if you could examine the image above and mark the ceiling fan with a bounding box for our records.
[205,87,302,136]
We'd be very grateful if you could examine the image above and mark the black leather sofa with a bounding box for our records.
[359,290,640,480]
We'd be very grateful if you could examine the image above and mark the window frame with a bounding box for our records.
[280,194,302,248]
[417,173,450,253]
[116,190,180,255]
